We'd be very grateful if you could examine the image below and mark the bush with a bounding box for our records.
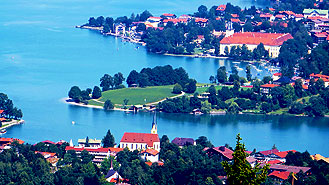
[104,100,114,110]
[227,102,240,114]
[289,101,305,114]
[172,83,183,94]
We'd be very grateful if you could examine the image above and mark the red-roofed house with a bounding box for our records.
[268,170,291,181]
[255,149,280,159]
[140,149,159,162]
[35,151,57,159]
[205,146,234,161]
[216,5,226,15]
[220,32,293,58]
[0,138,24,146]
[310,73,329,87]
[163,18,188,26]
[162,13,176,19]
[272,72,282,81]
[195,18,208,27]
[41,140,56,145]
[260,84,280,94]
[273,150,297,159]
[0,110,4,115]
[260,13,274,21]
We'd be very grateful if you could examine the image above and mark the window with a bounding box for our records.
[131,144,133,149]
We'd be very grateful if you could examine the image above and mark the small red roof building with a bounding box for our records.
[260,84,280,88]
[141,148,159,156]
[231,14,239,18]
[216,5,226,11]
[0,118,6,122]
[273,150,297,158]
[268,170,291,180]
[258,149,280,156]
[273,73,282,76]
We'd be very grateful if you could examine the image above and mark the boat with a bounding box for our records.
[72,121,75,125]
[232,61,240,64]
[0,129,7,134]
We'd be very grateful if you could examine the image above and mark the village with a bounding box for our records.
[0,113,328,184]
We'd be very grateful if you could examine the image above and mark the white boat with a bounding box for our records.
[72,121,75,124]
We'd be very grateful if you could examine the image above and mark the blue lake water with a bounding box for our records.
[1,0,329,155]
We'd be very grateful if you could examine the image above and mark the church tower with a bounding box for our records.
[151,111,157,134]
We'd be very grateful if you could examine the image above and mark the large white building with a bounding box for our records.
[119,113,160,152]
[219,32,293,58]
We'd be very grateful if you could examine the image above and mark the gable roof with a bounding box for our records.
[216,5,226,11]
[105,169,117,179]
[260,84,280,88]
[172,137,195,146]
[268,170,291,180]
[208,146,234,160]
[41,140,56,145]
[220,32,293,46]
[273,150,297,158]
[303,9,328,15]
[258,149,280,156]
[120,132,160,146]
[265,164,311,173]
[141,148,159,156]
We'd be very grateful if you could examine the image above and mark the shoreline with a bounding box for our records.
[62,98,325,118]
[1,120,25,130]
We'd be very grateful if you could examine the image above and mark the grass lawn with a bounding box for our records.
[98,85,176,105]
[268,108,290,115]
[88,99,104,106]
[195,85,251,94]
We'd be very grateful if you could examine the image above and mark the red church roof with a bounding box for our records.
[220,32,293,46]
[120,132,159,146]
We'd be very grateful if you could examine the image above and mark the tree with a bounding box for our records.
[186,43,195,54]
[101,156,120,174]
[260,102,272,113]
[102,129,115,147]
[294,79,304,98]
[113,72,125,89]
[92,86,102,99]
[127,70,140,87]
[80,150,94,164]
[227,102,240,114]
[138,73,150,87]
[140,10,153,21]
[246,65,252,81]
[196,136,213,148]
[262,76,272,84]
[216,66,227,83]
[222,134,269,185]
[172,83,183,94]
[104,100,114,110]
[100,74,114,91]
[209,75,216,84]
[305,96,327,117]
[184,79,197,93]
[123,99,129,109]
[68,86,81,102]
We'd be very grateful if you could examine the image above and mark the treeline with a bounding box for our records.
[225,43,269,61]
[0,92,23,120]
[85,10,153,33]
[127,65,196,92]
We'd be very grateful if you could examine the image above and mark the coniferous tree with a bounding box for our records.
[102,129,115,147]
[222,134,269,185]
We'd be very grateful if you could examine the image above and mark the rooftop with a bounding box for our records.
[220,32,293,46]
[260,84,280,88]
[141,148,159,156]
[268,170,291,180]
[120,132,160,146]
[171,137,195,146]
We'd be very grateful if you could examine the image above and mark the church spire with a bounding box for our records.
[151,111,157,134]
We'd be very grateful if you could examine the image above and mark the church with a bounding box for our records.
[119,112,160,152]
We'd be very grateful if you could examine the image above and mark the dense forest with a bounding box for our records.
[0,92,23,120]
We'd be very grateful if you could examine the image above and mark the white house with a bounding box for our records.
[140,149,159,162]
[78,138,101,148]
[303,9,329,19]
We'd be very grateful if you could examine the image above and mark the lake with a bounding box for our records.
[1,0,329,155]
